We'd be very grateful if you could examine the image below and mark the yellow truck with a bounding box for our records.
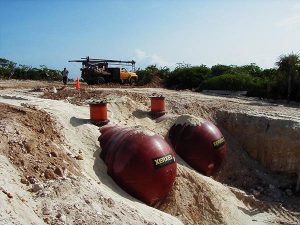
[120,68,138,84]
[69,57,138,85]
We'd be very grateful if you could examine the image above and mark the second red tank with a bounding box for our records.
[168,115,227,176]
[99,125,177,205]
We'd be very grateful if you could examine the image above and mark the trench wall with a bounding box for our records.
[215,110,300,174]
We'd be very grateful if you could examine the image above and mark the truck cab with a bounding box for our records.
[120,68,138,84]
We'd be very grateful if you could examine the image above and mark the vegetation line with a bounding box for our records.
[1,53,299,102]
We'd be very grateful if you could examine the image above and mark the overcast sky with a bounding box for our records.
[0,0,299,78]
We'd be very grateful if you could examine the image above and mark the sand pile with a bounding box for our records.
[0,103,80,183]
[157,164,299,225]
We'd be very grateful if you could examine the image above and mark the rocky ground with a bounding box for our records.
[0,80,299,225]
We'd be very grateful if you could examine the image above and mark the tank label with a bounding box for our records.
[153,154,175,169]
[212,137,225,149]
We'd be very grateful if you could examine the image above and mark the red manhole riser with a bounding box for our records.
[150,96,166,118]
[90,102,109,126]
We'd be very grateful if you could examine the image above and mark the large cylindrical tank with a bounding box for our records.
[168,115,227,176]
[99,125,177,205]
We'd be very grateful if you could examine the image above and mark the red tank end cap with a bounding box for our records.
[99,125,177,205]
[168,116,227,176]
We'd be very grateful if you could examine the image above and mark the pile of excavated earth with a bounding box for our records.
[0,80,299,225]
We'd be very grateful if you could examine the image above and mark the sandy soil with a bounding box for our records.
[0,80,299,225]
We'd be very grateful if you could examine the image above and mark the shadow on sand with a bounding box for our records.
[132,109,150,119]
[70,116,90,127]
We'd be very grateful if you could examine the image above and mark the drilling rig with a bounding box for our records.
[69,56,138,85]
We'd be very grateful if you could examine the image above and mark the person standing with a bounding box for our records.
[62,68,69,85]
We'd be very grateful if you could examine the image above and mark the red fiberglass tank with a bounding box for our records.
[168,115,227,176]
[98,125,177,205]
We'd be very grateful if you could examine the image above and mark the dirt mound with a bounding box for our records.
[42,88,149,107]
[157,165,300,225]
[42,88,111,105]
[157,165,228,225]
[0,78,163,92]
[0,103,80,185]
[137,75,164,88]
[0,79,65,90]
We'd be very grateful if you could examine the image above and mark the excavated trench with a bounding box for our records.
[213,109,300,208]
[43,87,300,194]
[216,110,300,175]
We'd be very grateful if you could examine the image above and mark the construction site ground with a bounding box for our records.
[0,80,299,225]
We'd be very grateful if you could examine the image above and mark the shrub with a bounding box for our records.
[164,65,211,89]
[0,58,16,79]
[237,63,262,77]
[136,69,152,85]
[0,58,62,81]
[211,64,234,76]
[199,74,255,91]
[136,65,170,85]
[247,77,269,98]
[199,74,274,98]
[260,68,277,79]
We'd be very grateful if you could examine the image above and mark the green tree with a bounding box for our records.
[276,53,300,102]
[136,65,170,85]
[164,64,211,89]
[238,63,262,77]
[0,58,62,81]
[0,58,16,79]
[211,64,234,76]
